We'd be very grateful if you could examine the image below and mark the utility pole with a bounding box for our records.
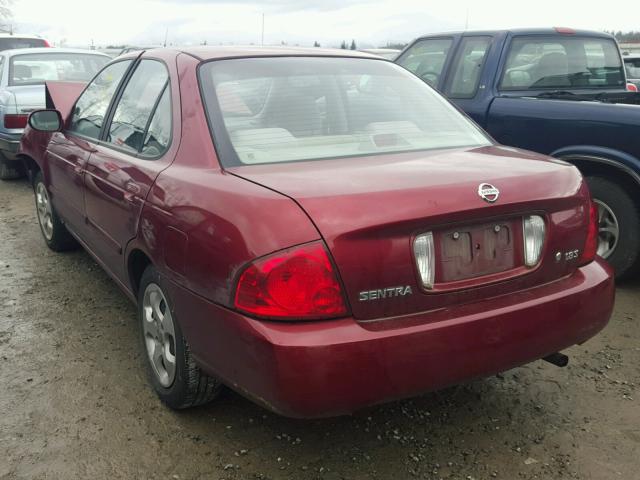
[261,13,265,46]
[163,27,168,47]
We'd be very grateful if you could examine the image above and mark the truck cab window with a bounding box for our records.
[397,38,453,88]
[447,36,491,98]
[500,36,624,90]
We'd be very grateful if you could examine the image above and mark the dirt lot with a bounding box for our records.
[0,178,638,480]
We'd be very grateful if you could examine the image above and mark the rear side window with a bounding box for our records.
[447,36,491,98]
[0,37,46,51]
[396,38,453,88]
[500,36,625,90]
[106,60,169,155]
[69,60,132,140]
[625,57,640,78]
[141,87,171,157]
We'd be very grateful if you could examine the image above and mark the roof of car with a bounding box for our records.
[0,33,44,38]
[160,46,383,61]
[1,47,110,57]
[413,27,614,40]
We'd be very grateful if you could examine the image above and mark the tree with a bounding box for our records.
[0,0,13,32]
[350,39,357,50]
[313,41,320,47]
[340,40,347,49]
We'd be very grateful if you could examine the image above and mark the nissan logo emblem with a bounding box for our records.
[478,183,500,203]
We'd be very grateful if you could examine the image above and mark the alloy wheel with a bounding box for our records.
[142,283,177,388]
[35,182,54,241]
[594,199,620,260]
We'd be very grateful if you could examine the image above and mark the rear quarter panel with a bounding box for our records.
[132,53,321,309]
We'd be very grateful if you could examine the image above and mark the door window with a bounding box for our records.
[68,60,132,139]
[396,38,453,87]
[141,86,171,157]
[106,60,169,155]
[447,37,491,98]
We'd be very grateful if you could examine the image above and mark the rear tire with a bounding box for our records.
[586,176,640,280]
[138,265,223,409]
[33,171,78,251]
[0,154,25,180]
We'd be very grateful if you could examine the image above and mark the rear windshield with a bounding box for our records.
[500,36,625,90]
[0,37,46,51]
[199,57,490,166]
[624,57,640,79]
[9,53,109,86]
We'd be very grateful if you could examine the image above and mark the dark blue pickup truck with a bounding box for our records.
[396,28,640,279]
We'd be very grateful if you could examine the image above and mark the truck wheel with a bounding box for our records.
[138,265,223,409]
[586,176,640,280]
[33,171,78,251]
[0,154,25,180]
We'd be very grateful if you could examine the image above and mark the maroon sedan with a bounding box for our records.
[19,47,613,418]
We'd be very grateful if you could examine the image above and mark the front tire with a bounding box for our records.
[138,265,222,409]
[33,171,78,251]
[586,176,640,280]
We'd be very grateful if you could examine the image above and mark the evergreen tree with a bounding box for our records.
[350,39,357,50]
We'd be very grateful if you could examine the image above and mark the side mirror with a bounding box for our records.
[28,109,62,132]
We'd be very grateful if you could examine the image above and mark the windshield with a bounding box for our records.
[200,57,491,166]
[9,53,109,86]
[500,36,625,90]
[624,57,640,79]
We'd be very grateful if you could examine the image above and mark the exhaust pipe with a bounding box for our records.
[543,352,569,367]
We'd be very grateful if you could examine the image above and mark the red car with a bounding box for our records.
[19,47,614,418]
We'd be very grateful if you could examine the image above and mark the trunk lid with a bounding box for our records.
[4,84,45,113]
[229,145,591,320]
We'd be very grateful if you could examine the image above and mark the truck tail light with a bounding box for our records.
[523,215,545,267]
[234,241,348,320]
[579,201,598,266]
[4,114,28,129]
[627,83,638,92]
[414,232,435,289]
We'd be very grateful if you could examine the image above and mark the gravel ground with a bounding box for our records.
[1,178,639,480]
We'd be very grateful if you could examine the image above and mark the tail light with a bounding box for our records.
[234,241,348,320]
[523,215,545,267]
[579,201,598,266]
[4,114,28,129]
[42,39,51,47]
[413,232,435,289]
[627,83,638,92]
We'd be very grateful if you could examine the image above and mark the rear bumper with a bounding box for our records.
[172,259,614,418]
[0,131,22,160]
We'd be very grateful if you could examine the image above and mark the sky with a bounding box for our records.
[5,0,638,49]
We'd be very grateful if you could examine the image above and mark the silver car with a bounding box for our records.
[0,48,110,179]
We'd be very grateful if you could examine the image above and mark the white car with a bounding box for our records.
[0,48,110,179]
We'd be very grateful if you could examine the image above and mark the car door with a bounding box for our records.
[83,59,172,283]
[46,60,133,234]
